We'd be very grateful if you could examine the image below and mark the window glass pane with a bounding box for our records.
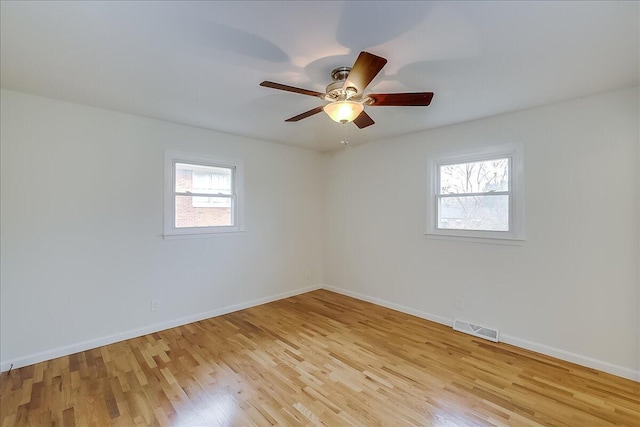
[440,158,509,194]
[438,195,509,231]
[175,163,232,195]
[175,195,233,228]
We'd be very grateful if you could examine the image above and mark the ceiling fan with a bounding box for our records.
[260,51,434,129]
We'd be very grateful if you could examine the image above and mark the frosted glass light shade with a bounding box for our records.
[323,101,364,123]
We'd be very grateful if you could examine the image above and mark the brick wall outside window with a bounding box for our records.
[175,169,231,227]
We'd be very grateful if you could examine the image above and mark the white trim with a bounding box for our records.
[163,231,245,240]
[439,190,510,198]
[424,233,524,246]
[500,334,640,382]
[3,284,637,382]
[426,143,525,242]
[163,150,245,239]
[323,286,639,382]
[0,285,321,373]
[322,286,453,327]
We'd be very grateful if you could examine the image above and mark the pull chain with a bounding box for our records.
[340,122,349,146]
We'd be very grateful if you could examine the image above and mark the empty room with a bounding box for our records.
[1,1,639,426]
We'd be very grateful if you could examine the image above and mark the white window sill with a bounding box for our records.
[163,230,245,240]
[424,232,524,246]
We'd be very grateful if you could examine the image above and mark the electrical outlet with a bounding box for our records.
[455,298,464,309]
[150,299,160,312]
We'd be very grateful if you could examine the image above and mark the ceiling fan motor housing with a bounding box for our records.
[326,66,360,101]
[331,66,351,82]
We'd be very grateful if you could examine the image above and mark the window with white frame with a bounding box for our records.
[426,144,524,242]
[164,150,244,238]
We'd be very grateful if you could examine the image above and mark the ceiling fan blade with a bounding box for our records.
[368,92,434,106]
[284,106,325,122]
[343,51,387,94]
[353,111,375,129]
[260,81,324,98]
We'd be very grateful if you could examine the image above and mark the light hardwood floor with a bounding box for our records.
[1,290,638,426]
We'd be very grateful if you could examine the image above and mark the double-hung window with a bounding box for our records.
[164,150,244,238]
[426,144,523,243]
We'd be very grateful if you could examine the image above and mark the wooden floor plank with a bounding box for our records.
[1,290,638,426]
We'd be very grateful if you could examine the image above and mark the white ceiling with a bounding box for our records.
[1,1,638,152]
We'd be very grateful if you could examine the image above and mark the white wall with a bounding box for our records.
[2,87,638,381]
[323,87,639,380]
[0,90,324,370]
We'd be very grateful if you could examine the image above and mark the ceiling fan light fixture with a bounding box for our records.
[323,101,364,124]
[260,51,433,130]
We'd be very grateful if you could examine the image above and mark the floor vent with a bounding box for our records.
[453,319,499,342]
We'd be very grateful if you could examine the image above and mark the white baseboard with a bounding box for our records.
[323,286,640,382]
[0,285,321,373]
[3,284,638,383]
[499,334,640,382]
[323,286,453,327]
